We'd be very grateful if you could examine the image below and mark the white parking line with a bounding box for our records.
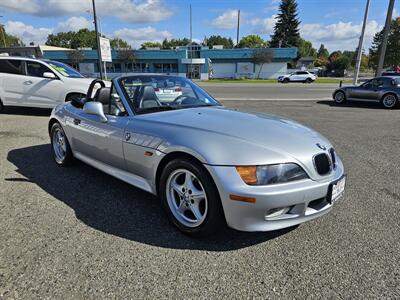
[306,89,334,91]
[217,97,332,101]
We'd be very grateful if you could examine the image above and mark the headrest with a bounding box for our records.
[94,87,111,105]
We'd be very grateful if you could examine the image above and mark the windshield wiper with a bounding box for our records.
[136,105,176,114]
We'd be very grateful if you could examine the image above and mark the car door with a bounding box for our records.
[348,80,373,100]
[298,71,308,81]
[289,71,300,81]
[366,78,384,100]
[0,59,25,105]
[22,60,64,108]
[66,85,129,170]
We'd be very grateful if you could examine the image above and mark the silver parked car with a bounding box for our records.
[333,76,400,109]
[49,75,346,236]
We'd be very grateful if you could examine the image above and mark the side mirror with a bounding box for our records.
[43,72,56,79]
[83,101,107,123]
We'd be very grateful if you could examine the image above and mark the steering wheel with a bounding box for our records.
[170,95,199,106]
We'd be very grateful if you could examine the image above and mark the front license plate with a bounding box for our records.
[328,175,346,204]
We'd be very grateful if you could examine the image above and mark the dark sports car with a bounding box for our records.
[333,76,400,109]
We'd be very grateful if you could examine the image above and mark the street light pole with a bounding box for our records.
[376,0,395,76]
[236,10,240,47]
[353,0,370,85]
[92,0,104,80]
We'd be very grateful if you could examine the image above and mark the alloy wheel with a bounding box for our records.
[382,94,397,108]
[166,169,208,228]
[52,127,67,163]
[334,91,345,103]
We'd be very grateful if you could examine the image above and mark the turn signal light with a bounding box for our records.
[235,166,257,185]
[229,194,256,203]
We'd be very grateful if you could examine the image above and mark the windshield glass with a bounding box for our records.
[45,60,84,78]
[119,75,220,114]
[360,80,371,87]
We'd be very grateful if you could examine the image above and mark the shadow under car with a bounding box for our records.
[6,144,296,251]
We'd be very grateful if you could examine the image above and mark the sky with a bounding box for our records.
[0,0,398,52]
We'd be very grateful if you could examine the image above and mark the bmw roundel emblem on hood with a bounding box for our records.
[316,143,327,151]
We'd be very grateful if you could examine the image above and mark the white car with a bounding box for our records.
[278,71,317,83]
[153,78,183,102]
[0,56,97,111]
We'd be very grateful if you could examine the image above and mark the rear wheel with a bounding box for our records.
[382,94,398,109]
[159,158,224,236]
[334,91,346,104]
[50,123,74,166]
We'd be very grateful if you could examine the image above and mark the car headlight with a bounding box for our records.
[235,163,308,185]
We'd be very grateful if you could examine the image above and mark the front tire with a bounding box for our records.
[50,123,74,166]
[0,99,4,112]
[334,91,346,104]
[305,78,313,83]
[382,94,398,109]
[283,78,289,84]
[159,158,224,236]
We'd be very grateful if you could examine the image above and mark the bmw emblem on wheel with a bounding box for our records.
[316,143,327,150]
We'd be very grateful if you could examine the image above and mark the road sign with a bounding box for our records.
[99,37,112,62]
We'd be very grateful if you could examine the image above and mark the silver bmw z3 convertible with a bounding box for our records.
[48,74,346,236]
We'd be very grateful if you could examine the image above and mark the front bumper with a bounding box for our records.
[205,158,345,232]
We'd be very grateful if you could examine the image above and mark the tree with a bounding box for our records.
[326,51,350,71]
[161,38,191,49]
[110,38,131,49]
[298,38,317,58]
[342,50,356,68]
[46,29,130,50]
[237,35,267,48]
[270,0,301,48]
[204,35,234,49]
[46,31,76,48]
[67,50,85,69]
[252,49,273,78]
[0,25,24,47]
[369,17,400,70]
[118,49,136,65]
[46,29,96,49]
[314,57,329,68]
[140,41,162,49]
[317,44,329,59]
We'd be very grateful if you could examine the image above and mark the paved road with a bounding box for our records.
[1,101,399,299]
[198,82,341,101]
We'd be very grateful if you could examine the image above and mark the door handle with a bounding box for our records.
[73,118,81,125]
[24,80,33,85]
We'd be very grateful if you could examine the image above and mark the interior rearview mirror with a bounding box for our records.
[83,101,107,123]
[43,72,56,79]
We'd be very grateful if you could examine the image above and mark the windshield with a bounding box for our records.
[119,75,220,114]
[45,60,85,78]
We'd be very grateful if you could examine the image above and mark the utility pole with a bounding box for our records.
[92,0,104,80]
[353,0,370,85]
[236,10,240,47]
[376,0,395,76]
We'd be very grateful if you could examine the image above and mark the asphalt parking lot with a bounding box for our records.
[198,82,339,101]
[1,98,400,299]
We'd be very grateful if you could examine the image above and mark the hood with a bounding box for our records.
[136,106,332,168]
